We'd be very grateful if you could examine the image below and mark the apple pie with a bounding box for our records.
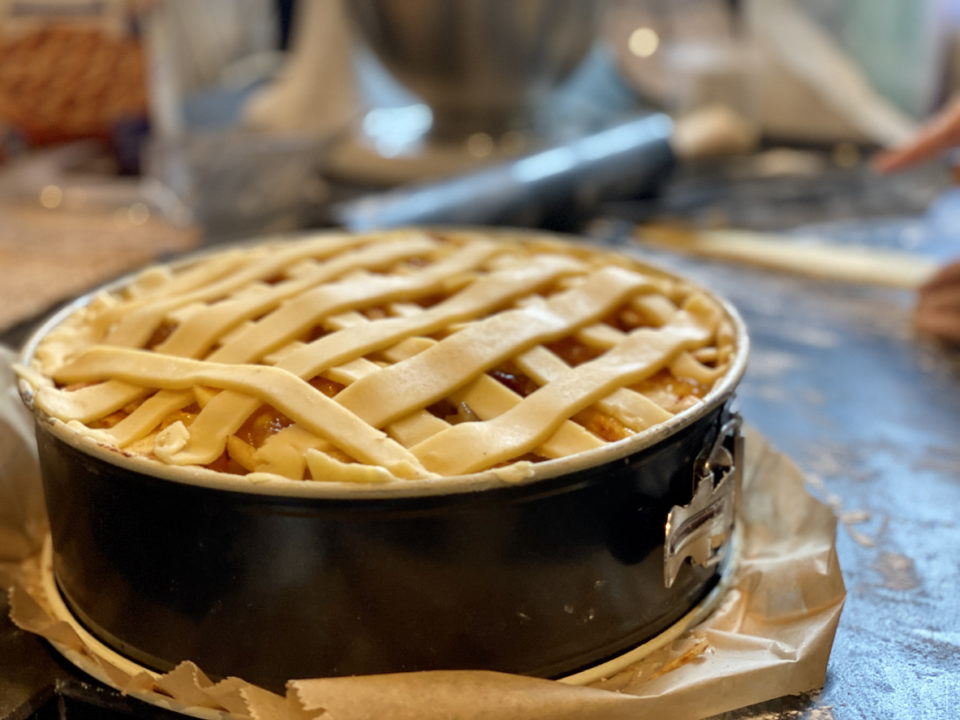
[19,229,739,484]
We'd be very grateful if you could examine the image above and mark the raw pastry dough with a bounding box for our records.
[636,225,937,289]
[20,230,739,482]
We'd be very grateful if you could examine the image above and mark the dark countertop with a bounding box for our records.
[627,222,960,720]
[2,158,959,719]
[593,160,960,718]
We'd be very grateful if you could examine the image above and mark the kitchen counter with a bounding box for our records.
[2,158,958,718]
[617,215,960,719]
[595,159,960,717]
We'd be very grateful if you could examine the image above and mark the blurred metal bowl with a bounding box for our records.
[345,0,600,139]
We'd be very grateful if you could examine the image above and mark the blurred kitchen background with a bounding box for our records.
[3,0,960,337]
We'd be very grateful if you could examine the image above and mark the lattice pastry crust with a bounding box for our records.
[20,230,739,483]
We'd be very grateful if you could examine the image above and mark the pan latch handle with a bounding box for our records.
[663,414,742,589]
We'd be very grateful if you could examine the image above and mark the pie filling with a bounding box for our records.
[21,230,738,483]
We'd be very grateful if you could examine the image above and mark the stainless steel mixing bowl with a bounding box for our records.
[345,0,600,139]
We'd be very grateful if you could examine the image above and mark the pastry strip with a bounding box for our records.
[411,294,720,474]
[154,236,441,357]
[41,239,498,433]
[204,240,499,364]
[104,233,388,347]
[136,245,543,464]
[160,254,582,462]
[514,345,673,430]
[35,234,439,423]
[336,266,656,428]
[43,347,429,478]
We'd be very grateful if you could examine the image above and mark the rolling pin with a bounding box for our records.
[332,107,756,231]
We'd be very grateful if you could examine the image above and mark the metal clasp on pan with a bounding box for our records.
[663,414,742,588]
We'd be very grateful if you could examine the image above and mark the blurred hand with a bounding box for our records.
[873,96,960,173]
[915,261,960,344]
[873,99,960,344]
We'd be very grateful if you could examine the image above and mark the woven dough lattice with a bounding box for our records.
[25,230,737,482]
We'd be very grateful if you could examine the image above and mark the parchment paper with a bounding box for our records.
[0,345,845,720]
